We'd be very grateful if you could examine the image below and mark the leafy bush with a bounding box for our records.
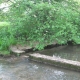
[0,0,80,51]
[0,22,10,28]
[0,22,17,50]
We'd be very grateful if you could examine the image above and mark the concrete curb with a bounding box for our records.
[29,53,80,71]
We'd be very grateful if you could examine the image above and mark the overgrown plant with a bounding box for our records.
[0,0,80,51]
[0,22,17,51]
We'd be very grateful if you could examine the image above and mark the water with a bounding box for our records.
[37,45,80,61]
[0,56,79,80]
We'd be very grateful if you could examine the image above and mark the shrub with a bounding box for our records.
[6,0,80,50]
[0,22,17,50]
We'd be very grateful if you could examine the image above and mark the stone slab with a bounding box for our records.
[10,46,25,55]
[29,53,80,71]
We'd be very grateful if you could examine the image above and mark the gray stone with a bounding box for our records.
[29,53,80,71]
[10,46,25,55]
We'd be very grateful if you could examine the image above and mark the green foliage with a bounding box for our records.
[0,0,80,52]
[0,22,17,50]
[0,22,10,27]
[8,0,80,50]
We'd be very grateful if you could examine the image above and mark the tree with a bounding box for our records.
[0,0,80,50]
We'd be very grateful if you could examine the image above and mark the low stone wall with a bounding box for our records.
[29,53,80,71]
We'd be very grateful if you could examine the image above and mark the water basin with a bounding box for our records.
[0,57,79,80]
[37,45,80,61]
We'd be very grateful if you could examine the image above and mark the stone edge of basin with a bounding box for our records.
[29,53,80,71]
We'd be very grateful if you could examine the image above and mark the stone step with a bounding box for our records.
[10,46,26,56]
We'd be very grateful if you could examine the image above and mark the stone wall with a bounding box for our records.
[29,53,80,71]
